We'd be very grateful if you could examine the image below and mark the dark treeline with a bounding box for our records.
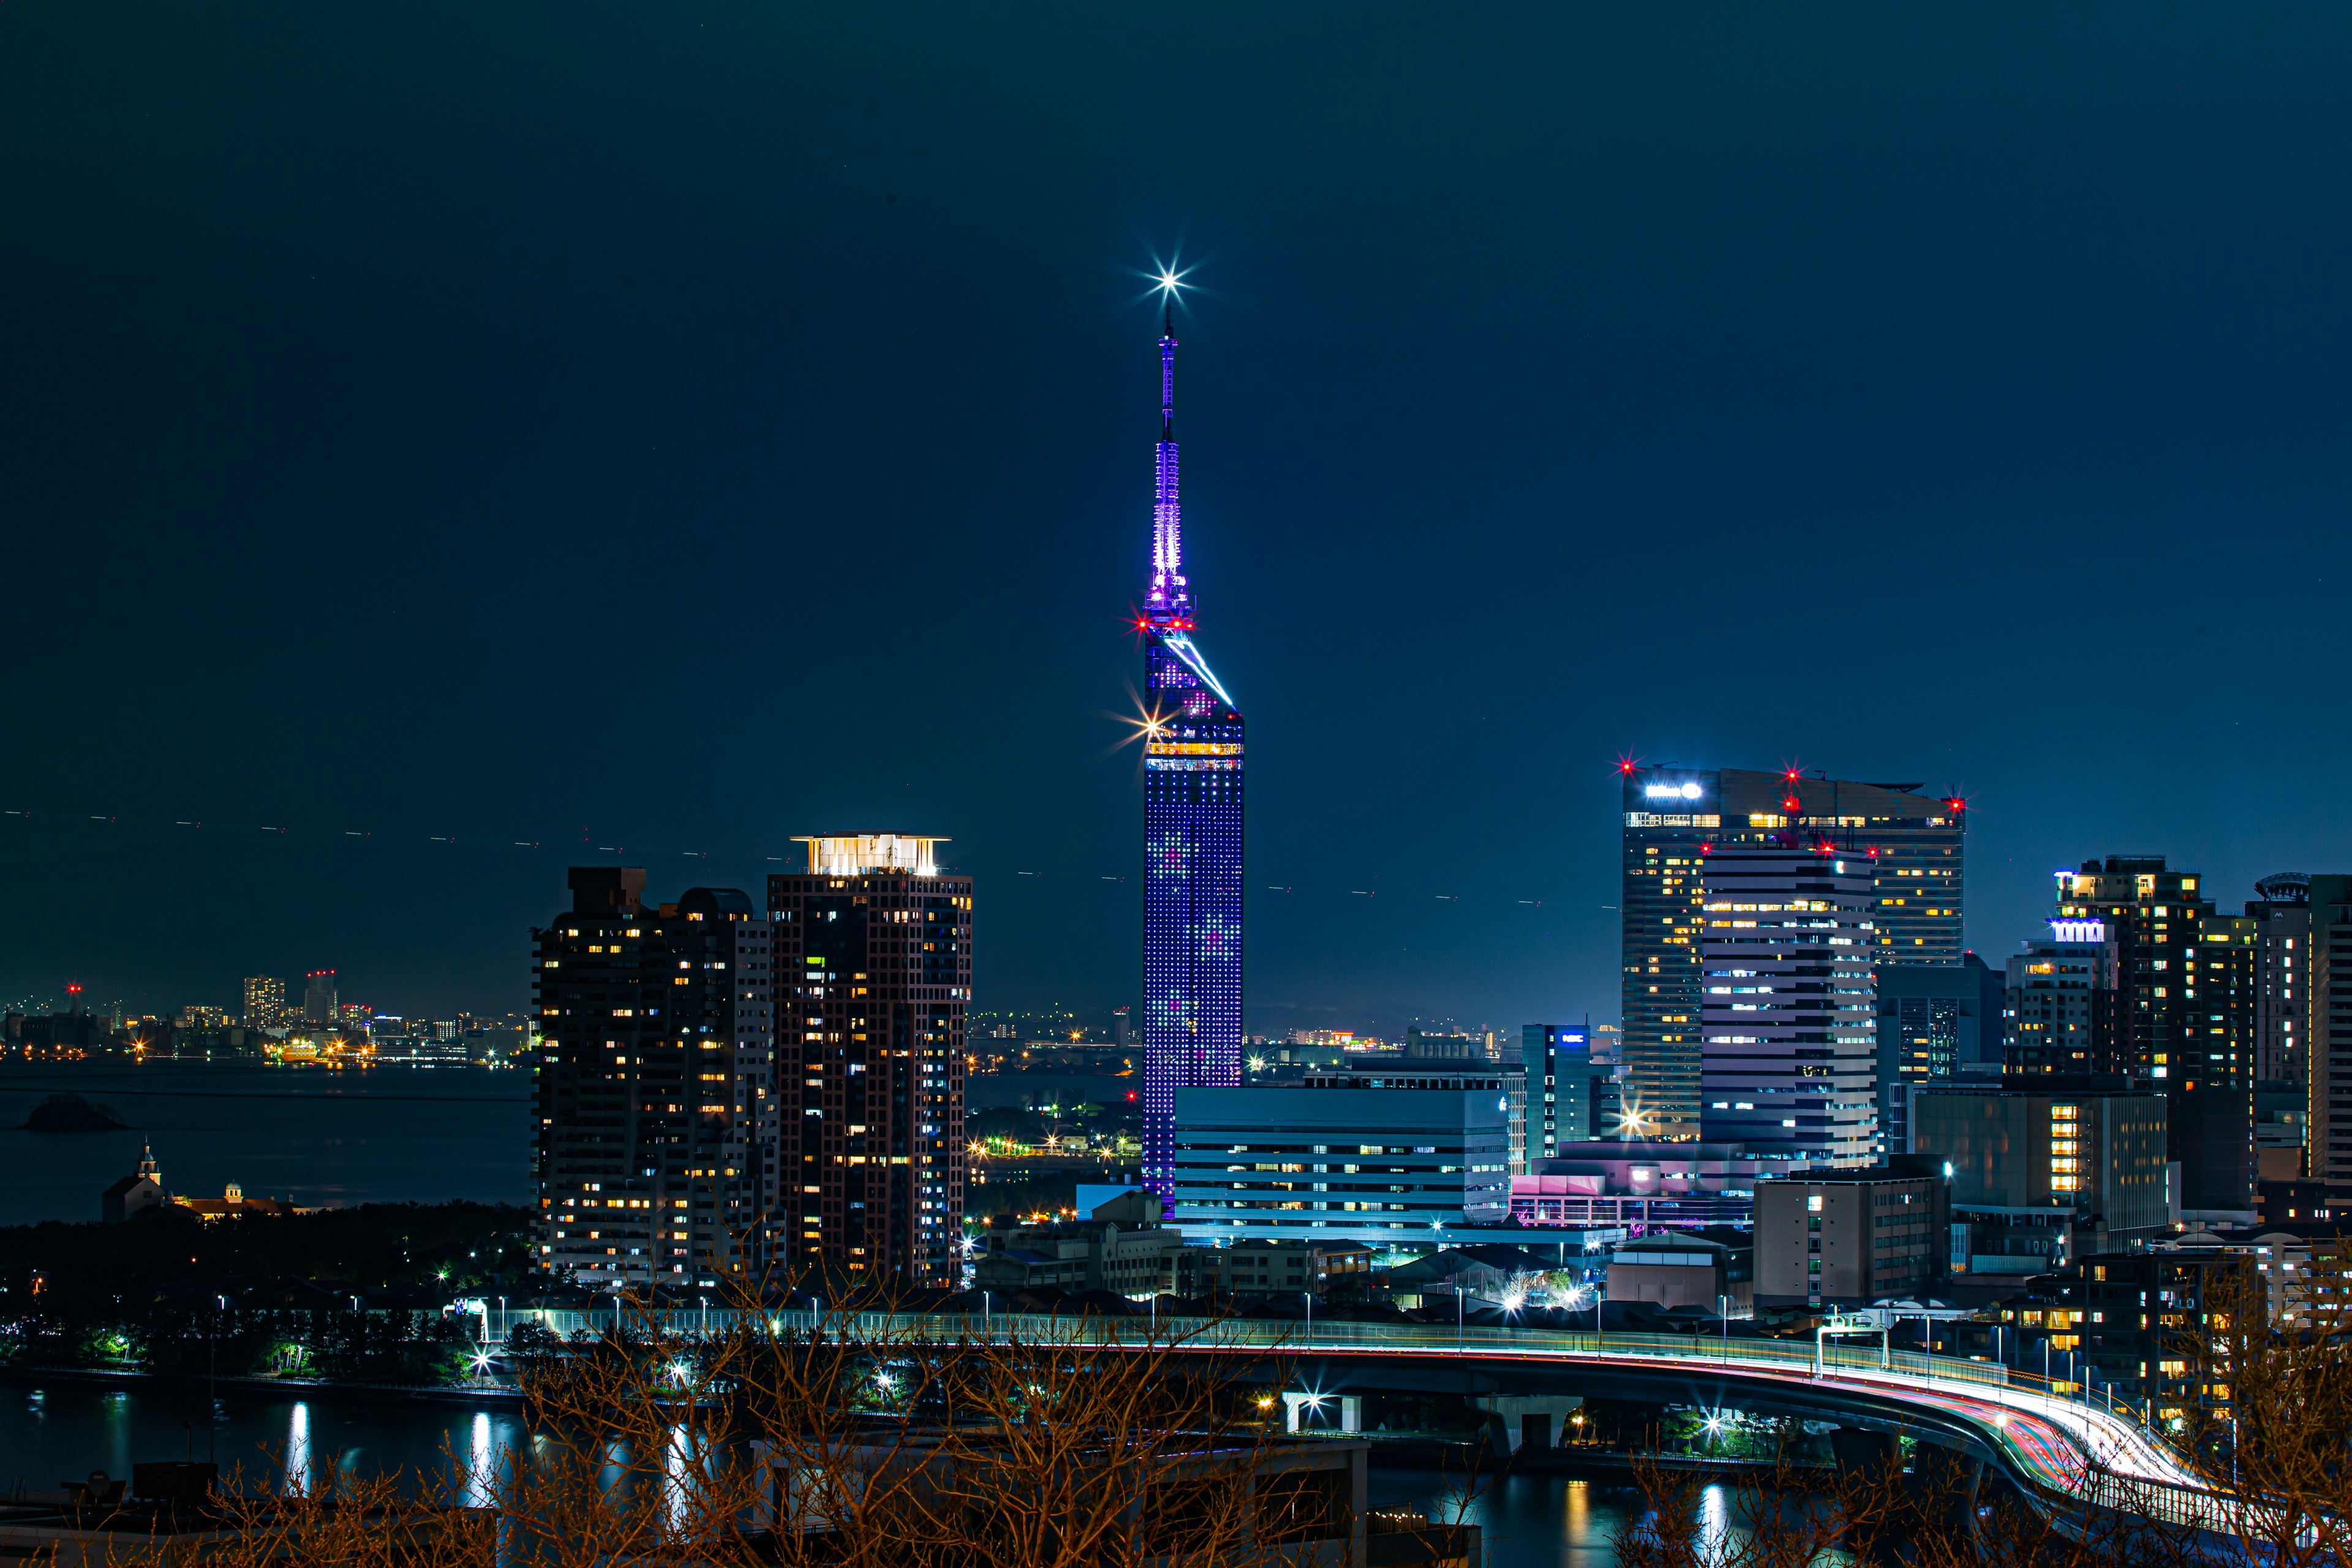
[0,1200,532,1385]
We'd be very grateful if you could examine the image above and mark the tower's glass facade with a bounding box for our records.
[1138,314,1244,1200]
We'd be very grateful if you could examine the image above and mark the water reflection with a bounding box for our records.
[284,1403,311,1496]
[663,1424,690,1535]
[1698,1482,1732,1557]
[466,1413,495,1508]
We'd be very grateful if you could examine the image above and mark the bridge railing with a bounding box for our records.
[496,1305,2021,1393]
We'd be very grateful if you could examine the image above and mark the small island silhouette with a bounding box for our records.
[23,1093,133,1133]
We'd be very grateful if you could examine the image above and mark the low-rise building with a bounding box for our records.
[1381,1244,1560,1308]
[1173,1238,1373,1299]
[1607,1230,1751,1313]
[177,1182,300,1221]
[973,1191,1185,1298]
[1754,1169,1947,1311]
[1170,1073,1510,1247]
[1508,1141,1803,1230]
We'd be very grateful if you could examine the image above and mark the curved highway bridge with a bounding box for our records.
[514,1305,2220,1521]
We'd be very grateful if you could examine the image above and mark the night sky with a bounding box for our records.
[3,6,2347,1037]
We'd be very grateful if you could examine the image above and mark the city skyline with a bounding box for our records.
[4,7,2350,1033]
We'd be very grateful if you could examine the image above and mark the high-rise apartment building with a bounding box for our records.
[242,976,286,1028]
[2005,921,2124,1077]
[1698,842,1879,1166]
[2052,856,2257,1216]
[302,970,337,1027]
[767,834,970,1287]
[1137,306,1244,1200]
[1621,767,1962,1137]
[2248,873,2312,1088]
[2305,877,2352,1196]
[533,869,775,1287]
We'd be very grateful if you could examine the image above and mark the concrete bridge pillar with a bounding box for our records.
[1910,1444,1982,1534]
[1471,1395,1585,1453]
[1280,1393,1362,1434]
[1827,1427,1901,1483]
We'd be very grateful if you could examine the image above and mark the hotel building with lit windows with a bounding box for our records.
[1620,767,1962,1139]
[1697,842,1879,1166]
[768,834,970,1287]
[533,868,775,1287]
[1136,308,1245,1201]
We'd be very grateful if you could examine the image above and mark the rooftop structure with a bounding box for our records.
[793,834,948,878]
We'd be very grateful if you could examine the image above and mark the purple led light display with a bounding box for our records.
[1137,307,1243,1202]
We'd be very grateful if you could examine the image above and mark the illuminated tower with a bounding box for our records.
[1138,300,1245,1201]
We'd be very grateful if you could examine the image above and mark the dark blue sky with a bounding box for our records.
[3,4,2346,1035]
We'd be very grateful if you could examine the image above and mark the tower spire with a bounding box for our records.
[1147,299,1189,627]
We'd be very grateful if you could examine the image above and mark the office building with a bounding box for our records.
[242,976,286,1028]
[533,869,775,1287]
[1912,1084,2169,1272]
[302,970,336,1027]
[2307,877,2352,1196]
[1137,305,1245,1202]
[1876,953,2005,1152]
[1698,842,1878,1166]
[1169,1071,1511,1247]
[1621,767,1963,1136]
[2005,919,2125,1078]
[1521,1023,1619,1162]
[2052,856,2256,1217]
[1753,1169,1948,1311]
[767,834,970,1288]
[2248,874,2312,1088]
